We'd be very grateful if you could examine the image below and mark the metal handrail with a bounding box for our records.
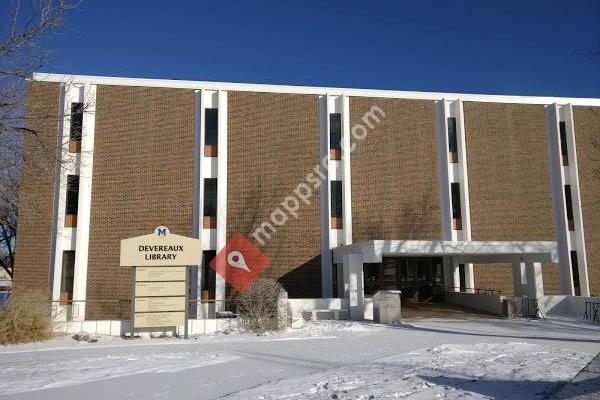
[50,299,132,321]
[446,286,503,296]
[584,301,600,325]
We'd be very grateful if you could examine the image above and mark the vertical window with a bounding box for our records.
[64,175,79,227]
[330,180,343,226]
[564,185,574,231]
[447,117,458,162]
[201,250,216,299]
[65,175,79,215]
[459,264,466,291]
[205,108,218,156]
[329,113,342,160]
[60,250,75,302]
[203,178,217,228]
[69,102,83,141]
[559,121,569,165]
[332,264,339,298]
[570,250,580,295]
[451,183,462,229]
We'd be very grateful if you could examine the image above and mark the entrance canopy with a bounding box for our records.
[332,240,558,264]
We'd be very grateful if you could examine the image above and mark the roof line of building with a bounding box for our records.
[31,72,600,106]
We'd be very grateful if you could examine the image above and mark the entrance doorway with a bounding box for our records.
[364,257,444,302]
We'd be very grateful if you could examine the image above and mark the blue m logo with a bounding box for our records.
[155,226,170,237]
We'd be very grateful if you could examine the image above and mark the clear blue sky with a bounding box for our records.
[43,0,600,97]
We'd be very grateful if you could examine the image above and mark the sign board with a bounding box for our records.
[135,281,186,297]
[120,226,202,267]
[134,311,186,328]
[121,227,203,336]
[135,297,185,313]
[135,266,186,281]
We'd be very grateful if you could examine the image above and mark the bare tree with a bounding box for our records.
[0,0,77,279]
[0,155,18,278]
[1,1,77,139]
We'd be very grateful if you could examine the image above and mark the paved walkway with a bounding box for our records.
[548,351,600,400]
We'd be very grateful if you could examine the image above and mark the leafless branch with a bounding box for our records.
[0,0,78,279]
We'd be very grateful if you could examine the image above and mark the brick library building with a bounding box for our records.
[13,73,600,329]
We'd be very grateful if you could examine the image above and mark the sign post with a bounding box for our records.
[120,226,202,338]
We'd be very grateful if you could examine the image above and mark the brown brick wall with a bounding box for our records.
[227,92,321,298]
[350,97,441,241]
[573,106,600,296]
[86,86,195,319]
[464,102,557,293]
[472,264,559,296]
[13,81,60,293]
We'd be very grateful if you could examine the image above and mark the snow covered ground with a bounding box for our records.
[1,318,599,399]
[231,342,592,399]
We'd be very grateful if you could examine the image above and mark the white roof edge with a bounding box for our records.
[31,72,600,106]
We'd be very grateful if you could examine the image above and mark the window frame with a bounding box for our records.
[65,175,79,215]
[203,178,218,218]
[205,108,218,147]
[450,182,462,220]
[61,250,76,295]
[330,180,343,219]
[447,117,458,154]
[329,113,342,150]
[69,102,83,142]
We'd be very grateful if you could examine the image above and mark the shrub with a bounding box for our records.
[231,278,287,334]
[0,290,51,345]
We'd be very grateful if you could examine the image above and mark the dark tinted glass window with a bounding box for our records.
[65,175,79,215]
[331,180,343,218]
[564,185,574,222]
[61,250,75,294]
[459,264,466,291]
[570,250,580,288]
[70,102,83,141]
[205,109,218,147]
[203,178,217,217]
[559,122,568,158]
[447,117,458,153]
[451,183,461,219]
[330,113,341,150]
[202,250,216,291]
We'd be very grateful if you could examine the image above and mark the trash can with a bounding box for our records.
[503,298,516,318]
[373,290,401,324]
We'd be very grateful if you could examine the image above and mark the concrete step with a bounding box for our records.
[301,309,349,321]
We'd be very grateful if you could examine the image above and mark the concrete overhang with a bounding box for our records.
[332,240,558,264]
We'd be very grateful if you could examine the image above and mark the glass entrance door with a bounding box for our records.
[363,257,444,302]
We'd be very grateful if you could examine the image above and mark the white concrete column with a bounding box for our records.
[51,84,82,302]
[443,257,459,292]
[319,95,332,297]
[436,99,474,291]
[546,104,575,295]
[336,264,345,298]
[215,90,227,311]
[456,101,474,287]
[512,262,526,297]
[525,262,544,299]
[341,95,352,245]
[344,253,364,320]
[435,100,452,241]
[546,104,590,296]
[564,105,590,296]
[190,89,203,317]
[71,83,97,321]
[342,257,350,298]
[450,259,460,292]
[464,268,475,293]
